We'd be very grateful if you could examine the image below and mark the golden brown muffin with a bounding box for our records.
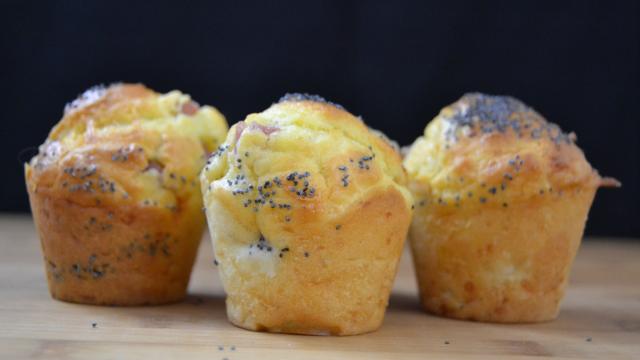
[200,94,413,335]
[404,93,619,323]
[25,83,228,305]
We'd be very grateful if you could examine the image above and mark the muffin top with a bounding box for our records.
[404,93,615,210]
[201,93,412,234]
[26,83,228,210]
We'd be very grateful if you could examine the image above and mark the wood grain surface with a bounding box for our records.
[0,215,638,359]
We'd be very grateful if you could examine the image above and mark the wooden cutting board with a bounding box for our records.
[0,215,638,359]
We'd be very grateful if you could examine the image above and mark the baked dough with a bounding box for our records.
[404,93,618,322]
[201,94,413,335]
[25,83,228,305]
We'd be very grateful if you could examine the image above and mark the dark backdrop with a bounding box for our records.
[1,1,638,237]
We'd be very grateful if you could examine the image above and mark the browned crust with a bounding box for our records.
[27,183,204,305]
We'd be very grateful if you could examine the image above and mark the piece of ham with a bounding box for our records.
[232,121,280,153]
[234,122,279,143]
[180,101,200,116]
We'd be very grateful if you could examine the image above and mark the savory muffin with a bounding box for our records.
[404,93,619,323]
[25,83,228,305]
[200,94,413,335]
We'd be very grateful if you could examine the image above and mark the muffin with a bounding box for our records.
[25,83,228,305]
[404,93,619,323]
[200,94,413,335]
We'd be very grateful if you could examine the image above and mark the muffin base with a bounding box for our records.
[29,191,204,306]
[210,188,411,335]
[410,186,597,323]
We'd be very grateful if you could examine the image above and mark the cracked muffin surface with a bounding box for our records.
[25,83,228,305]
[201,94,412,335]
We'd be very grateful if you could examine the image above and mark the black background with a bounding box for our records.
[1,1,638,237]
